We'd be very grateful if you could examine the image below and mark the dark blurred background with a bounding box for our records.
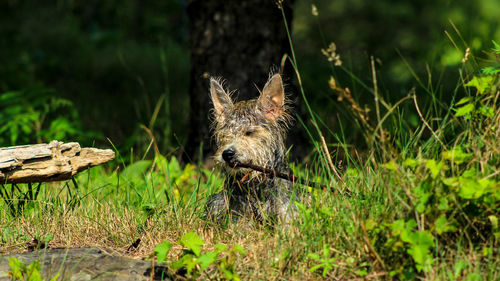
[0,0,498,162]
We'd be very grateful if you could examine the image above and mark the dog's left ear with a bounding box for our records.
[259,74,285,121]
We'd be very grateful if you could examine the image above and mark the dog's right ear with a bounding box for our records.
[210,78,233,121]
[259,73,285,122]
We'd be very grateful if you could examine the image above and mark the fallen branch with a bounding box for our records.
[0,140,115,184]
[229,161,351,195]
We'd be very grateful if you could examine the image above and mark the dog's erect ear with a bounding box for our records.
[210,78,233,121]
[259,74,285,121]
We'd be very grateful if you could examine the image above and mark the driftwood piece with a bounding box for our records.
[0,140,115,184]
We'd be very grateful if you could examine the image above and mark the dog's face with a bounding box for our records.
[209,74,290,178]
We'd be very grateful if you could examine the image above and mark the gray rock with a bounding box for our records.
[0,248,176,281]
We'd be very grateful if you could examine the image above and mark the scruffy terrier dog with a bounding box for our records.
[204,73,295,223]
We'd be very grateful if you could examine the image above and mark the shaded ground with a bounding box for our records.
[0,248,176,281]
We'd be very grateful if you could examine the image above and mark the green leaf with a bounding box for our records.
[389,219,407,236]
[26,260,42,281]
[434,216,447,234]
[49,117,78,139]
[232,273,241,281]
[167,157,181,175]
[406,231,434,272]
[356,268,368,276]
[179,232,204,257]
[8,257,26,279]
[492,40,500,54]
[308,264,324,272]
[154,241,173,264]
[214,243,228,253]
[322,244,330,257]
[455,97,472,106]
[198,251,218,271]
[345,168,359,177]
[407,245,431,271]
[120,160,152,185]
[307,253,320,260]
[438,197,450,211]
[402,158,418,168]
[384,160,398,170]
[454,260,468,278]
[464,76,494,94]
[415,191,431,213]
[364,219,377,231]
[179,254,197,276]
[478,178,495,191]
[425,160,444,179]
[442,146,473,164]
[458,177,484,199]
[454,103,475,117]
[434,216,456,234]
[481,66,500,75]
[482,246,492,256]
[233,245,246,255]
[462,168,477,178]
[488,215,498,230]
[479,105,494,118]
[169,258,186,271]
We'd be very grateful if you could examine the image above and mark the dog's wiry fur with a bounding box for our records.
[205,73,295,222]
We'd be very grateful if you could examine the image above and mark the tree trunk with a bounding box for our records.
[185,0,295,162]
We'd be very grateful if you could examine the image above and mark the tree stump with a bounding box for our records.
[0,140,115,184]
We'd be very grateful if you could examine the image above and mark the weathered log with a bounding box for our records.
[0,140,115,184]
[0,248,177,281]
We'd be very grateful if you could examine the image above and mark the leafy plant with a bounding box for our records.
[370,41,500,279]
[0,90,99,145]
[387,219,434,273]
[152,232,245,280]
[154,240,173,264]
[307,244,337,277]
[8,257,59,281]
[379,143,499,275]
[454,41,500,121]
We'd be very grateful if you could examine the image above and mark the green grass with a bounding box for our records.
[1,138,497,280]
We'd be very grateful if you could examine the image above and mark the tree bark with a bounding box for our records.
[0,140,114,184]
[185,0,295,161]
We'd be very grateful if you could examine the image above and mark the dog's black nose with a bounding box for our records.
[222,148,236,163]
